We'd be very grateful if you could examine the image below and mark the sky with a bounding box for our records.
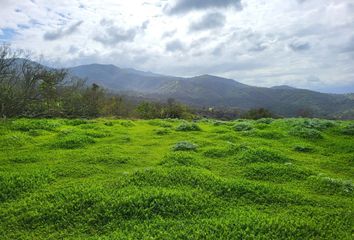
[1,0,354,93]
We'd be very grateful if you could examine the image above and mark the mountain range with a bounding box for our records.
[68,63,354,118]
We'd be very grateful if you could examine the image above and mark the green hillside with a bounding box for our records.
[0,118,353,239]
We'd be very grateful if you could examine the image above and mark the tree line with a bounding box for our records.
[0,44,197,119]
[0,44,278,120]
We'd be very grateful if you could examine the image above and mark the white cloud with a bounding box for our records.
[0,0,354,92]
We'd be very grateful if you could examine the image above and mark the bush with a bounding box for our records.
[234,123,253,131]
[175,122,201,131]
[172,141,198,151]
[240,148,290,164]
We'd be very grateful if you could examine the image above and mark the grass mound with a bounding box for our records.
[244,163,313,182]
[308,176,353,196]
[160,152,199,167]
[203,147,231,158]
[0,118,353,239]
[124,167,308,205]
[240,148,290,164]
[10,185,220,232]
[51,133,95,149]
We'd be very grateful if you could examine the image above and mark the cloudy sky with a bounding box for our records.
[1,0,354,93]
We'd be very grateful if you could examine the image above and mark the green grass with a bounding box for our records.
[0,118,353,239]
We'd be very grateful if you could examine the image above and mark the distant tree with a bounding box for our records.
[83,83,105,117]
[136,101,160,119]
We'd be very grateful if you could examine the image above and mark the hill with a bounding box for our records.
[69,64,354,118]
[0,118,353,239]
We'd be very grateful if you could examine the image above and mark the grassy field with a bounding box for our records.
[0,118,353,239]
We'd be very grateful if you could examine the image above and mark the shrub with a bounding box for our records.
[172,141,198,151]
[175,122,201,131]
[240,148,290,164]
[234,123,252,131]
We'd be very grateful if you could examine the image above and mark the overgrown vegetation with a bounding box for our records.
[0,118,353,239]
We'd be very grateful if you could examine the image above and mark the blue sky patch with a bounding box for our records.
[0,28,17,40]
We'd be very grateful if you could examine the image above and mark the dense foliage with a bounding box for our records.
[0,118,353,239]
